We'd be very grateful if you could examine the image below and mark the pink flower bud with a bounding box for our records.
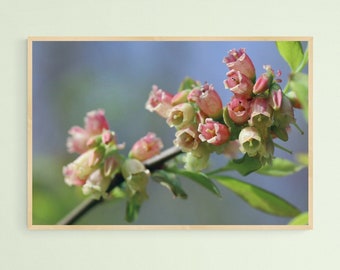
[269,89,283,111]
[188,84,223,118]
[171,90,190,106]
[166,103,195,129]
[198,118,230,146]
[84,109,110,135]
[223,48,256,81]
[145,85,174,118]
[248,97,273,128]
[239,127,262,157]
[253,65,274,94]
[102,130,116,144]
[224,70,254,98]
[227,96,252,124]
[285,91,302,109]
[103,156,120,177]
[129,132,164,162]
[173,125,200,152]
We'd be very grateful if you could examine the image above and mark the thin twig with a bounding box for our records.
[57,146,182,225]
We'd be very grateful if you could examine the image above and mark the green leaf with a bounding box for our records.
[276,41,304,72]
[295,153,308,166]
[288,212,309,225]
[214,175,301,217]
[177,76,199,92]
[152,170,188,199]
[168,169,221,197]
[257,158,305,177]
[289,72,309,121]
[226,154,262,176]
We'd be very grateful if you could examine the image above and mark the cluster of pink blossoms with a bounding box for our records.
[146,48,299,171]
[63,109,163,198]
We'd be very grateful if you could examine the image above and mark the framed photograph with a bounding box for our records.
[28,37,312,229]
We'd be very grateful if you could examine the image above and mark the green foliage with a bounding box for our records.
[276,41,304,72]
[226,154,263,176]
[257,157,306,177]
[152,170,188,199]
[288,212,309,225]
[177,76,199,92]
[168,169,221,197]
[214,175,301,217]
[289,72,309,120]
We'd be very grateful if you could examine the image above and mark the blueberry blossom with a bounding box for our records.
[66,109,110,154]
[145,85,173,118]
[224,69,254,98]
[129,132,164,162]
[198,118,230,146]
[223,48,256,81]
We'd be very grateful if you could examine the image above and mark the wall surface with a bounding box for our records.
[1,0,339,269]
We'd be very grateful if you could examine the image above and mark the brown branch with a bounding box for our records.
[57,146,182,225]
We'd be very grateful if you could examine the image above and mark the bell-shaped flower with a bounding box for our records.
[62,145,105,186]
[166,103,195,129]
[66,126,89,154]
[62,163,86,187]
[84,109,110,135]
[129,132,164,162]
[183,144,210,172]
[248,97,273,128]
[227,95,252,124]
[173,125,200,152]
[66,109,110,154]
[239,127,262,157]
[188,84,223,118]
[82,169,111,199]
[223,48,256,81]
[121,158,150,200]
[145,85,173,118]
[224,70,254,98]
[198,118,230,146]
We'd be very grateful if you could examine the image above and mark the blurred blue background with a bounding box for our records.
[32,40,308,225]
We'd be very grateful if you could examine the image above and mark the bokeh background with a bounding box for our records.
[31,40,308,225]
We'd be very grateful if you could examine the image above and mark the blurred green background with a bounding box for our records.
[32,40,308,225]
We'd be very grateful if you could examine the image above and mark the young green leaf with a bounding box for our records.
[276,41,304,72]
[152,170,188,199]
[214,175,301,217]
[289,72,309,121]
[288,212,309,225]
[168,169,221,197]
[256,158,306,177]
[226,154,262,176]
[177,76,199,92]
